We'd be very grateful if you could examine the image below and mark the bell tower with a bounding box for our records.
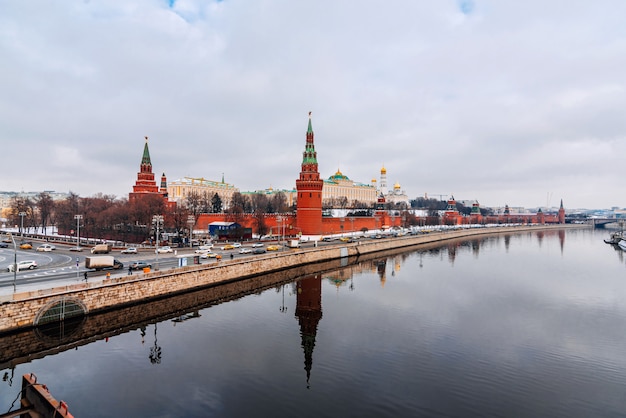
[558,199,565,224]
[296,113,324,235]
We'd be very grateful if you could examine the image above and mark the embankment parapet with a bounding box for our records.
[0,225,581,334]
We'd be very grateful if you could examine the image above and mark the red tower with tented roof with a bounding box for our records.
[296,113,324,235]
[129,136,168,202]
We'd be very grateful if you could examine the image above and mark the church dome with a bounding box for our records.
[329,169,349,181]
[380,165,387,174]
[394,182,401,190]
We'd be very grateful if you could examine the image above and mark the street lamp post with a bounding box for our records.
[153,215,164,270]
[18,212,26,239]
[74,215,83,280]
[279,284,287,313]
[6,233,17,292]
[74,214,83,248]
[187,215,195,248]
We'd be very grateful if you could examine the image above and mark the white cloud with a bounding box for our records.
[0,0,625,208]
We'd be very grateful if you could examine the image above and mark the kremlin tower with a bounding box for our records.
[129,137,168,202]
[558,199,565,224]
[296,113,324,235]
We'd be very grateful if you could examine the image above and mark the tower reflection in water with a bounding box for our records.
[294,274,322,388]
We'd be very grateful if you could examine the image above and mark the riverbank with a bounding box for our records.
[0,224,585,334]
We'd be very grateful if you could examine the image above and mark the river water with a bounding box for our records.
[2,227,626,417]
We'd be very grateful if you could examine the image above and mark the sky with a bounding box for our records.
[1,0,625,210]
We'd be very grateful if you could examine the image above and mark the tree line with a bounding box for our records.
[4,192,490,243]
[4,190,294,243]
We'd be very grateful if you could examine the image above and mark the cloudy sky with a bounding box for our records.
[1,1,625,209]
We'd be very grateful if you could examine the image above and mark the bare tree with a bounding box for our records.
[185,191,202,217]
[54,192,81,235]
[8,196,34,233]
[36,192,55,235]
[271,192,289,213]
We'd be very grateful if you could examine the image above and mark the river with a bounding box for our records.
[2,227,626,417]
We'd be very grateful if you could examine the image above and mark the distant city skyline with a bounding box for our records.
[1,1,625,209]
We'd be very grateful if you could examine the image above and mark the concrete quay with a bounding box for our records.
[0,224,582,335]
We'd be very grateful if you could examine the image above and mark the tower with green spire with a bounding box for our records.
[130,136,161,198]
[296,112,324,235]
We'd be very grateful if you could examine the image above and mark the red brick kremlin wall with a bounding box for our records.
[195,212,403,237]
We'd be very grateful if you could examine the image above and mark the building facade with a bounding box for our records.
[322,169,377,207]
[167,176,239,209]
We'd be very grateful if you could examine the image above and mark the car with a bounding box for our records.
[36,244,56,252]
[221,244,235,250]
[200,252,219,259]
[129,261,152,270]
[251,243,264,248]
[232,243,242,248]
[69,246,84,252]
[19,242,33,250]
[339,237,351,242]
[8,260,37,272]
[266,245,280,251]
[155,246,173,254]
[0,242,8,248]
[252,248,266,254]
[239,248,252,254]
[121,247,138,254]
[194,245,214,254]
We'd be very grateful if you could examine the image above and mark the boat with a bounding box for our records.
[604,231,624,244]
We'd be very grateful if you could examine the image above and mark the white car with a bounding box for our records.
[36,244,56,252]
[121,247,138,254]
[251,243,264,248]
[194,245,213,254]
[155,246,173,254]
[239,248,252,254]
[8,260,37,272]
[232,243,242,248]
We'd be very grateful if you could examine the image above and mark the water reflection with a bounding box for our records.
[6,228,626,418]
[295,274,323,388]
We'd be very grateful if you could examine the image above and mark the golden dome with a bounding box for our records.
[394,182,401,189]
[380,165,387,174]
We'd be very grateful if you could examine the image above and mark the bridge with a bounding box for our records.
[571,217,625,228]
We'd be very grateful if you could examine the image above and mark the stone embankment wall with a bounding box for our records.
[0,225,579,334]
[0,256,360,369]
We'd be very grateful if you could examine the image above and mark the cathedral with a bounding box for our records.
[376,165,409,207]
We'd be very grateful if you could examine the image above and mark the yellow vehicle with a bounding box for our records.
[19,242,32,250]
[266,245,280,251]
[339,237,351,242]
[200,252,219,259]
[221,244,235,250]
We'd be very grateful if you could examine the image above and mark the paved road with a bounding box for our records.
[0,239,324,296]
